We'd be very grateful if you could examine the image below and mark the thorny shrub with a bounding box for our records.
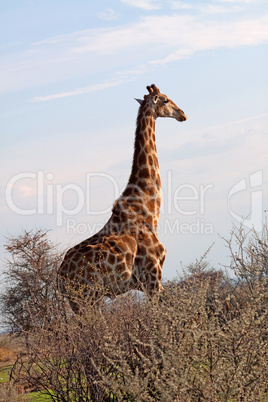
[2,225,268,401]
[0,230,63,332]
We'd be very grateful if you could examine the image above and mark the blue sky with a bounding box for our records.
[1,0,268,279]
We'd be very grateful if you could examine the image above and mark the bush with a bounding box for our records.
[2,225,268,401]
[0,229,63,332]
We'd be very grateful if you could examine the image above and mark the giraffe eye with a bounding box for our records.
[163,100,169,104]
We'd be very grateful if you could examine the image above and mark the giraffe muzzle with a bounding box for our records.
[176,110,187,122]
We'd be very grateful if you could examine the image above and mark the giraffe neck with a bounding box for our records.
[121,103,161,228]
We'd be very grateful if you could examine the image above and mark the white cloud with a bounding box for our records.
[1,13,268,97]
[66,14,268,61]
[216,0,262,3]
[168,1,193,10]
[99,8,120,21]
[147,14,268,64]
[31,80,125,102]
[120,0,161,10]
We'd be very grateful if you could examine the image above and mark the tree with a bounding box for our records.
[1,229,63,332]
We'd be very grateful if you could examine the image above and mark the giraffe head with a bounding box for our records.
[135,84,187,122]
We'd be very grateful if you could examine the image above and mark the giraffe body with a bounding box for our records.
[58,84,187,311]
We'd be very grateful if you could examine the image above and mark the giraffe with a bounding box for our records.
[58,84,187,312]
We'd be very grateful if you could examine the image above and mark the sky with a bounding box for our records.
[1,0,268,280]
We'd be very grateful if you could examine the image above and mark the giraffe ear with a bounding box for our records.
[134,98,143,105]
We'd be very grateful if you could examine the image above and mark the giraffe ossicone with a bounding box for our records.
[58,84,187,312]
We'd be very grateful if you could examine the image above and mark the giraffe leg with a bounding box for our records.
[135,240,166,298]
[131,226,167,297]
[146,262,165,297]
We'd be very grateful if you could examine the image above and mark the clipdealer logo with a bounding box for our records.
[5,170,214,235]
[227,170,263,232]
[5,169,264,233]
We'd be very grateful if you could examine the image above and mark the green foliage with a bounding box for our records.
[0,366,12,384]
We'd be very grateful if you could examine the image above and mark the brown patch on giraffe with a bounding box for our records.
[108,254,116,265]
[112,208,120,217]
[134,255,143,267]
[141,118,146,131]
[138,245,146,255]
[66,249,77,259]
[156,173,161,186]
[78,267,86,277]
[148,166,155,178]
[116,253,124,263]
[77,259,86,269]
[142,235,152,247]
[103,264,112,273]
[112,215,121,224]
[123,187,132,197]
[86,272,94,282]
[151,236,158,245]
[148,155,153,165]
[152,154,158,165]
[138,151,147,166]
[110,244,121,255]
[69,272,75,281]
[145,255,157,267]
[153,219,159,230]
[115,262,125,274]
[145,216,153,227]
[135,180,147,192]
[144,272,150,281]
[122,271,131,280]
[144,143,150,153]
[118,239,130,252]
[146,198,156,212]
[125,252,133,266]
[68,262,77,272]
[88,237,99,245]
[156,243,165,257]
[121,212,128,223]
[143,131,149,142]
[139,167,150,179]
[134,138,142,156]
[107,239,116,248]
[101,250,108,260]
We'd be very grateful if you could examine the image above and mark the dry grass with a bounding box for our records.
[0,334,24,368]
[9,273,268,401]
